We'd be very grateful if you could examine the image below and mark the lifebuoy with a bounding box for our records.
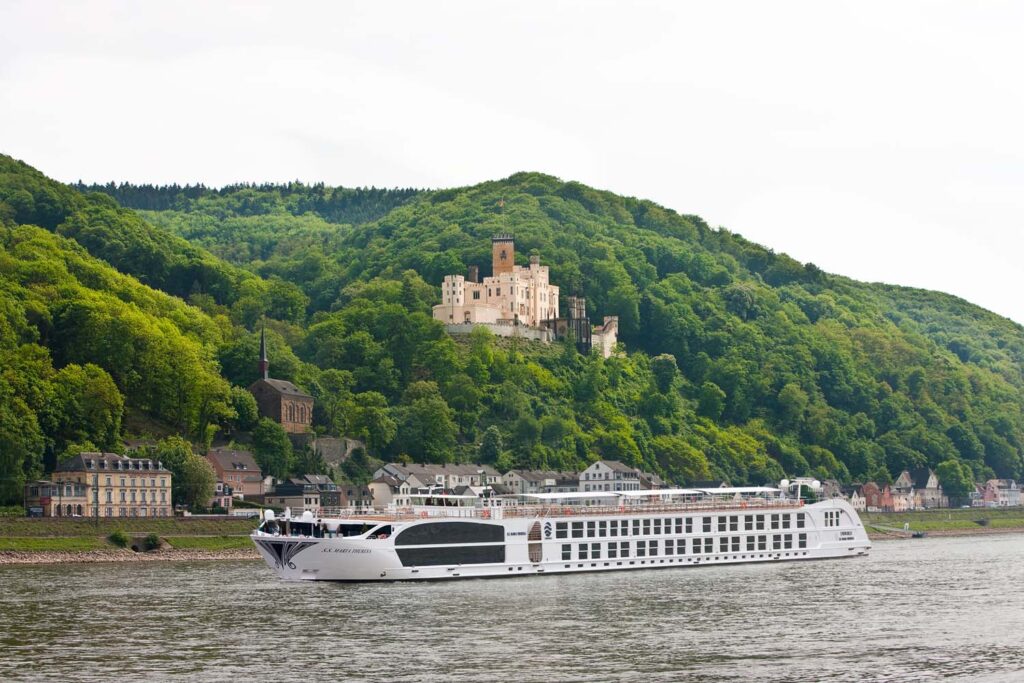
[481,509,491,519]
[420,511,428,518]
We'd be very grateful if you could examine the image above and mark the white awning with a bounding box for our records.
[695,487,781,495]
[617,488,705,497]
[522,492,621,501]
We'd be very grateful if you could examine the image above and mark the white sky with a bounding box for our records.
[2,1,1023,323]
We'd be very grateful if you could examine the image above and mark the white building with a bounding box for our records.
[579,460,642,493]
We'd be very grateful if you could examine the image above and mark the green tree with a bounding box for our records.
[177,452,216,510]
[252,418,294,479]
[478,426,504,463]
[935,459,974,502]
[697,381,726,421]
[228,386,259,432]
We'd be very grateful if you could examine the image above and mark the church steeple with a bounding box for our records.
[257,325,269,380]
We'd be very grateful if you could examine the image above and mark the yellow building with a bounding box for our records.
[24,453,173,518]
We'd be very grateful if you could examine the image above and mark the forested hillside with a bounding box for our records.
[3,155,1022,507]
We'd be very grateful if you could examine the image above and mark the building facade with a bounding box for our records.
[434,235,560,327]
[25,453,173,518]
[579,460,642,492]
[206,447,264,498]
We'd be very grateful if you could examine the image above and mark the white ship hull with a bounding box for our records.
[252,498,870,582]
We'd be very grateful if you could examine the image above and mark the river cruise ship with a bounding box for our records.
[252,481,871,582]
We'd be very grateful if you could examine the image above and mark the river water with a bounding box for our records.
[1,533,1022,682]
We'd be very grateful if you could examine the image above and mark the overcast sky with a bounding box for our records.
[2,1,1022,323]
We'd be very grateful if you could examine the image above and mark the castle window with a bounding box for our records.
[472,291,480,300]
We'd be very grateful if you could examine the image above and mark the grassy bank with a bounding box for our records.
[0,516,258,538]
[863,507,1024,533]
[0,537,112,552]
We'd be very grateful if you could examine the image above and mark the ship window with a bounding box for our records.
[773,536,782,551]
[579,544,588,560]
[556,522,568,539]
[703,538,713,553]
[755,515,765,530]
[591,543,601,559]
[642,519,650,535]
[608,543,618,559]
[718,517,727,532]
[702,517,711,533]
[746,536,755,551]
[782,514,791,530]
[609,520,618,537]
[718,536,729,553]
[758,535,767,551]
[744,516,753,531]
[732,536,740,552]
[620,541,629,557]
[693,538,702,555]
[784,534,793,549]
[632,520,641,535]
[675,518,683,534]
[394,521,503,546]
[571,522,583,538]
[665,539,674,555]
[636,543,646,558]
[562,544,571,560]
[729,516,739,532]
[653,518,661,535]
[798,533,807,549]
[771,514,780,530]
[648,540,657,556]
[598,521,607,536]
[797,513,806,529]
[587,521,596,538]
[685,518,693,534]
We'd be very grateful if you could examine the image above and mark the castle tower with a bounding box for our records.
[492,234,515,276]
[257,326,269,380]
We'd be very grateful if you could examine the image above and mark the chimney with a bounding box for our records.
[258,326,269,380]
[467,265,479,283]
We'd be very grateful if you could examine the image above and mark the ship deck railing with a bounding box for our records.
[314,498,804,523]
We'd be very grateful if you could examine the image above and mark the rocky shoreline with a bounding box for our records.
[0,547,260,565]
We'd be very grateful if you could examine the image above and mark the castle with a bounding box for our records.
[432,235,618,357]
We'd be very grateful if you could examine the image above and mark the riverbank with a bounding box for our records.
[0,546,259,565]
[863,506,1024,539]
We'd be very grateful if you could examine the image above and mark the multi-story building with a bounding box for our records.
[374,463,501,490]
[434,235,560,328]
[206,447,265,498]
[25,453,173,518]
[579,460,642,493]
[502,470,580,496]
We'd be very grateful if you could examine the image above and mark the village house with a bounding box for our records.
[579,460,641,492]
[849,488,866,511]
[502,469,579,496]
[265,479,321,514]
[209,482,233,511]
[24,453,173,518]
[893,468,948,509]
[374,463,501,490]
[248,328,314,436]
[368,474,415,509]
[985,479,1021,507]
[205,447,264,498]
[339,484,374,510]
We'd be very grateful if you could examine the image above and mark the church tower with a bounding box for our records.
[492,234,515,276]
[257,326,269,380]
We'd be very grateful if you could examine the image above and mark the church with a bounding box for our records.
[248,328,314,435]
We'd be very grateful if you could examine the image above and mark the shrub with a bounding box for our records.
[108,529,130,548]
[0,506,26,518]
[143,533,161,551]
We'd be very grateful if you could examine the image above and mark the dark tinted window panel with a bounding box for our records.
[394,522,504,546]
[397,545,505,566]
